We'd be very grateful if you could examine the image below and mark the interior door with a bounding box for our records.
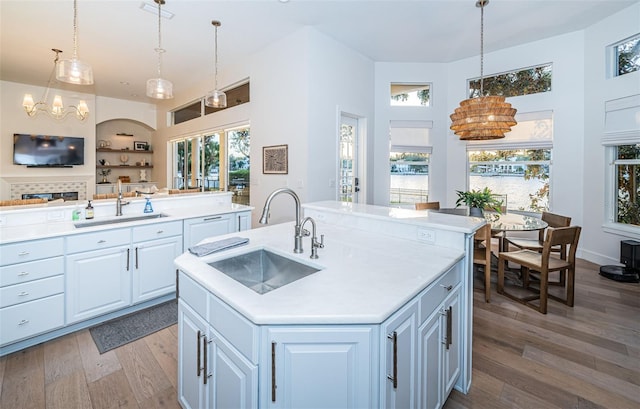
[339,115,359,203]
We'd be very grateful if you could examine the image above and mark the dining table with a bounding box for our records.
[433,208,549,252]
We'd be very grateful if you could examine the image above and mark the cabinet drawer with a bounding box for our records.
[179,271,207,316]
[0,294,65,346]
[66,228,130,254]
[209,294,259,364]
[0,275,64,308]
[0,237,64,266]
[0,256,64,287]
[133,220,182,242]
[419,263,462,324]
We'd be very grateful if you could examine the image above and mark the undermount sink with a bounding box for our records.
[208,249,321,294]
[74,213,168,228]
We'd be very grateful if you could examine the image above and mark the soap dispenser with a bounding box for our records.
[144,196,154,213]
[85,200,95,219]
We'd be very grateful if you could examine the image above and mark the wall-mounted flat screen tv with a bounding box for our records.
[13,133,85,167]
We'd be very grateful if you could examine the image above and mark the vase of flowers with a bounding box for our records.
[98,169,111,184]
[455,187,503,217]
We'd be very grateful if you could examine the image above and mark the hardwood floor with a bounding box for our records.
[1,259,638,408]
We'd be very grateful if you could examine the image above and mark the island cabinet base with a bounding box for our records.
[178,258,464,409]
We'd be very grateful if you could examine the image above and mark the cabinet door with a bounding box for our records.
[132,235,182,303]
[209,328,258,409]
[66,245,131,324]
[96,184,115,194]
[264,326,374,409]
[442,286,461,397]
[183,214,232,249]
[382,303,418,409]
[178,301,208,409]
[419,310,443,409]
[237,212,251,231]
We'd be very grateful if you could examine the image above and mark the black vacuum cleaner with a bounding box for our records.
[599,240,640,283]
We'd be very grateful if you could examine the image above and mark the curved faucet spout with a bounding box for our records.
[260,188,304,253]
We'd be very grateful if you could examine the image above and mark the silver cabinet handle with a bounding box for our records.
[271,342,277,402]
[18,291,29,297]
[387,331,398,389]
[98,239,106,244]
[126,248,130,271]
[18,271,29,276]
[446,306,453,350]
[18,251,29,256]
[156,230,164,234]
[18,319,29,326]
[197,330,203,377]
[135,247,139,269]
[204,216,222,221]
[440,284,453,291]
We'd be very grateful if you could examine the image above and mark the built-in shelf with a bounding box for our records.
[97,165,154,169]
[96,148,154,154]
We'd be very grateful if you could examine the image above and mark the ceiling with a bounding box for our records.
[1,0,636,103]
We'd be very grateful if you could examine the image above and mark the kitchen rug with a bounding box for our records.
[89,299,177,354]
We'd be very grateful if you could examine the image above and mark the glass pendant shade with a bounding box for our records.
[146,78,174,99]
[56,0,93,85]
[56,58,94,85]
[205,89,227,108]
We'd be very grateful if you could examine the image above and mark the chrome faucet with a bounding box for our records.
[301,217,324,259]
[115,180,130,216]
[259,188,308,253]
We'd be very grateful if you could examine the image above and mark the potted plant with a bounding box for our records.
[98,169,111,184]
[455,187,503,217]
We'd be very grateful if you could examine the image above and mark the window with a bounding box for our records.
[389,121,432,206]
[613,34,640,76]
[613,144,640,226]
[170,125,250,205]
[171,81,250,125]
[390,83,431,107]
[466,111,553,212]
[468,149,550,212]
[469,63,552,98]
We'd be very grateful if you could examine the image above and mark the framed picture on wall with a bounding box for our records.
[263,144,288,174]
[134,141,147,151]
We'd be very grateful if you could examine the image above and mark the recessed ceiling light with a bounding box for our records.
[140,1,174,19]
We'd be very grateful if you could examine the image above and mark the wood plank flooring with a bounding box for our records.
[1,258,638,408]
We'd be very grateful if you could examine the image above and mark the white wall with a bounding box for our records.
[0,80,157,198]
[582,2,640,265]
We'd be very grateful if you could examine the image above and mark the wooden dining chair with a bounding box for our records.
[505,211,572,285]
[415,201,440,210]
[473,223,493,302]
[497,225,581,314]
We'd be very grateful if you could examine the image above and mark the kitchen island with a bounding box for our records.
[174,200,484,409]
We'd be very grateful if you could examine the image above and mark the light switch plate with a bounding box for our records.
[417,228,436,243]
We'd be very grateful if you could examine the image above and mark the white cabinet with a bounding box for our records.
[96,183,115,194]
[0,238,65,346]
[382,302,418,408]
[183,211,251,249]
[66,229,131,324]
[132,221,182,303]
[66,221,182,323]
[263,326,375,409]
[178,272,258,409]
[381,262,463,409]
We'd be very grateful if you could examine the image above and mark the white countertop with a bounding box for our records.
[174,221,464,325]
[0,200,252,243]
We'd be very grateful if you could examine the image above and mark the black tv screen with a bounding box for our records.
[13,134,85,166]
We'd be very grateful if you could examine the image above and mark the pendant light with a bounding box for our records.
[450,0,517,140]
[205,20,227,108]
[56,0,93,85]
[24,49,90,121]
[146,0,173,99]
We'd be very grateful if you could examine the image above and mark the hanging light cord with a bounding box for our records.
[72,0,79,59]
[156,0,164,77]
[479,0,485,96]
[214,23,219,88]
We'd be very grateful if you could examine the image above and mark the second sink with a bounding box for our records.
[74,213,168,228]
[208,249,321,294]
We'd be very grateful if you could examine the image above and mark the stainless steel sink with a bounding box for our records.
[208,249,321,294]
[74,213,168,228]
